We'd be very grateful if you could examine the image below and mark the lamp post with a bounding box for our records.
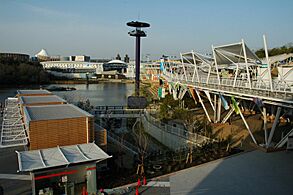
[127,21,150,96]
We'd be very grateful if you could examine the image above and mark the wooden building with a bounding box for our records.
[23,104,94,150]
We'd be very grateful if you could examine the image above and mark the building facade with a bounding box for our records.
[0,52,30,62]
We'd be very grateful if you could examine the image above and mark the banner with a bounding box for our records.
[231,96,240,114]
[168,84,173,94]
[220,95,229,110]
[160,59,164,71]
[158,87,162,98]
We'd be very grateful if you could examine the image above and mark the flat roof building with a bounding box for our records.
[19,95,66,105]
[23,104,95,150]
[19,95,67,114]
[17,89,52,97]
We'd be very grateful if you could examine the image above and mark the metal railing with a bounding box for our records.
[143,111,213,146]
[163,72,293,102]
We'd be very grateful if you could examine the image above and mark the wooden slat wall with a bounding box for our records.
[29,117,93,150]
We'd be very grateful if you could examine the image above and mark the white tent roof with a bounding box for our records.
[214,42,260,65]
[17,143,111,172]
[35,49,49,57]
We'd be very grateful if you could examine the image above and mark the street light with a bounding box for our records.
[127,21,150,96]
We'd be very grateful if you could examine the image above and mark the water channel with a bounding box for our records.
[0,83,135,106]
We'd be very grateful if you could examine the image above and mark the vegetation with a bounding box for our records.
[0,59,50,85]
[158,94,196,120]
[255,43,293,58]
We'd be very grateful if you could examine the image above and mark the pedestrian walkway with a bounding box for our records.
[0,174,30,180]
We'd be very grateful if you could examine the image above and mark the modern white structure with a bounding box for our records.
[41,59,136,79]
[35,49,49,58]
[160,36,293,149]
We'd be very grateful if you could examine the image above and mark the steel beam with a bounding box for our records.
[267,107,282,147]
[195,89,211,122]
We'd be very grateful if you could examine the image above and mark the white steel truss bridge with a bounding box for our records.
[160,37,293,150]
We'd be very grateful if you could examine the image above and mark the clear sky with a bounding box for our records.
[0,0,292,60]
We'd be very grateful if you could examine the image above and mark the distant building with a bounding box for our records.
[70,55,90,62]
[103,59,127,73]
[115,54,121,60]
[41,60,103,79]
[0,52,30,62]
[35,49,50,61]
[124,54,130,63]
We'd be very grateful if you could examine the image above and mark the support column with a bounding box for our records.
[239,111,257,145]
[135,36,141,96]
[221,107,234,124]
[242,39,251,89]
[214,94,217,123]
[31,172,36,195]
[217,96,222,122]
[267,107,281,147]
[263,107,268,146]
[195,90,211,122]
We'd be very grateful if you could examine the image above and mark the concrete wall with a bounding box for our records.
[141,115,189,150]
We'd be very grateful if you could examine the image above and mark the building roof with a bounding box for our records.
[16,143,111,172]
[107,59,126,64]
[19,95,66,105]
[23,104,93,121]
[17,89,52,95]
[35,49,49,57]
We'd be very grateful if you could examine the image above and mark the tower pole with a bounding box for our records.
[135,35,141,96]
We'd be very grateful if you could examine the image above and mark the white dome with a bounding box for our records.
[107,59,126,64]
[35,49,49,57]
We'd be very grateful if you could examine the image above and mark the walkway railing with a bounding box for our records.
[143,111,214,147]
[163,71,293,104]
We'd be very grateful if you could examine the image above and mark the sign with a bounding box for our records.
[61,175,67,183]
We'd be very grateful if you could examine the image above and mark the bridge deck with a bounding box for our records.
[163,74,293,107]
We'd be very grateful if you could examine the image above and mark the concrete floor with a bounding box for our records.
[116,150,293,195]
[0,146,31,195]
[169,150,293,195]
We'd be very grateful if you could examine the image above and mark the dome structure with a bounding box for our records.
[35,49,49,57]
[103,59,127,73]
[107,59,126,64]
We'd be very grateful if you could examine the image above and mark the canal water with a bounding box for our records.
[0,83,135,106]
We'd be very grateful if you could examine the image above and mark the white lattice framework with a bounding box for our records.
[161,38,293,149]
[0,98,28,147]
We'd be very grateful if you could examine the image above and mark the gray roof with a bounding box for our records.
[17,143,111,172]
[19,95,66,105]
[24,104,93,121]
[17,89,52,95]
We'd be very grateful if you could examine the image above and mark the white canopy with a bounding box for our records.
[17,143,111,172]
[214,42,260,65]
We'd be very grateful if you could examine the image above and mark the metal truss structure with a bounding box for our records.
[0,97,28,148]
[161,36,293,149]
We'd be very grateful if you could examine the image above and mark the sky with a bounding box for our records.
[0,0,292,60]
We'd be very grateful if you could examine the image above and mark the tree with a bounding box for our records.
[132,119,149,176]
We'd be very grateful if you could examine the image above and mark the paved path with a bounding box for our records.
[114,150,293,195]
[170,150,293,195]
[0,174,30,180]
